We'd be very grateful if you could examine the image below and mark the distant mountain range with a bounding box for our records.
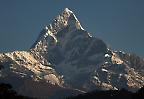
[0,8,144,99]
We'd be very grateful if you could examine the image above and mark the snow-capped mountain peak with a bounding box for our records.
[0,8,144,98]
[64,8,73,13]
[47,8,84,34]
[29,8,144,92]
[31,8,84,51]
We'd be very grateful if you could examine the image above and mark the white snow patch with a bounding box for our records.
[102,68,108,72]
[45,26,48,30]
[114,87,118,90]
[88,33,92,37]
[47,29,58,43]
[105,62,109,64]
[93,76,99,80]
[105,54,111,58]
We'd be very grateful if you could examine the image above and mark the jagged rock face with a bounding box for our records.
[31,8,107,69]
[31,8,89,64]
[0,51,63,85]
[30,8,108,90]
[0,8,144,98]
[30,8,144,91]
[33,28,107,66]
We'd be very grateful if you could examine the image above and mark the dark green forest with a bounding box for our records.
[0,83,144,99]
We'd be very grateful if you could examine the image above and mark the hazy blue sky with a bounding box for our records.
[0,0,144,57]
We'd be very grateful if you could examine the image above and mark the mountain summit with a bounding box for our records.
[0,8,144,98]
[31,8,85,64]
[32,8,83,50]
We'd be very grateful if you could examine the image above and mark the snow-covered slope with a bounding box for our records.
[0,8,144,98]
[0,51,63,85]
[30,8,144,91]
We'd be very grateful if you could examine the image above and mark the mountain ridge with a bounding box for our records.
[0,8,144,98]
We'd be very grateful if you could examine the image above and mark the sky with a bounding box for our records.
[0,0,144,57]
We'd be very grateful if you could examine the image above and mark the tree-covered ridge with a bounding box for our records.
[0,83,36,99]
[67,87,144,99]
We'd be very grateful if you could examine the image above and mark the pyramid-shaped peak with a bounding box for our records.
[46,8,84,33]
[31,8,84,49]
[62,8,80,23]
[63,8,73,13]
[61,8,76,20]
